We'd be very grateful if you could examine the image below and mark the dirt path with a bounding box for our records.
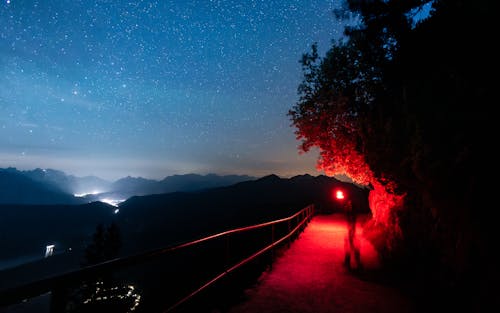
[227,214,416,313]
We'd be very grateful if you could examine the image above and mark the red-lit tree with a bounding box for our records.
[290,1,495,306]
[290,36,406,255]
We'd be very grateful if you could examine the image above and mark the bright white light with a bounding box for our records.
[74,190,101,197]
[100,198,125,207]
[45,245,55,257]
[114,209,120,214]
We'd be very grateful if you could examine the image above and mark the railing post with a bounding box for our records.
[225,235,230,268]
[296,214,299,229]
[287,220,291,247]
[272,224,275,267]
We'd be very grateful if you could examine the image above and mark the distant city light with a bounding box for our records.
[74,190,101,197]
[100,198,125,207]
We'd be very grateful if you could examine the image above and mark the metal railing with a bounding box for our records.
[0,204,315,312]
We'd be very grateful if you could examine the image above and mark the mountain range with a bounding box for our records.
[0,167,255,205]
[0,170,86,205]
[116,174,370,255]
[87,173,256,201]
[0,170,369,271]
[0,201,117,262]
[0,173,370,307]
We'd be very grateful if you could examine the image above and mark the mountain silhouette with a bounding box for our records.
[0,170,86,205]
[116,174,369,255]
[0,168,255,204]
[89,173,256,201]
[0,173,369,293]
[0,170,369,263]
[0,201,117,262]
[18,168,112,195]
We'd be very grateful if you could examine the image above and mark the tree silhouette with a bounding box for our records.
[290,0,495,307]
[83,222,122,266]
[61,223,128,313]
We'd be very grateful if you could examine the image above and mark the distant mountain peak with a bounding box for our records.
[0,171,85,205]
[257,174,282,181]
[290,174,314,180]
[108,172,256,198]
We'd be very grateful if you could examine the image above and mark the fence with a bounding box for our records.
[0,204,315,312]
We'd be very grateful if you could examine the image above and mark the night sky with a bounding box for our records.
[1,0,345,180]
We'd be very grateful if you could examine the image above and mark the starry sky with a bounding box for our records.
[1,0,346,180]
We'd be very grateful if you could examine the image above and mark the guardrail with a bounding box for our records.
[0,204,315,312]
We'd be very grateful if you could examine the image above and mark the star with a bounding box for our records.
[0,0,342,179]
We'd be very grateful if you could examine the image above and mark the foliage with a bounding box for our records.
[62,223,129,313]
[289,0,495,298]
[84,222,122,266]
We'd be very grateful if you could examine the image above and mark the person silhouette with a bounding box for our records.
[343,198,361,270]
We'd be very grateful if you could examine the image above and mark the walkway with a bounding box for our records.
[228,214,416,313]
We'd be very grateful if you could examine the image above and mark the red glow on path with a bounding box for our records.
[228,214,415,313]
